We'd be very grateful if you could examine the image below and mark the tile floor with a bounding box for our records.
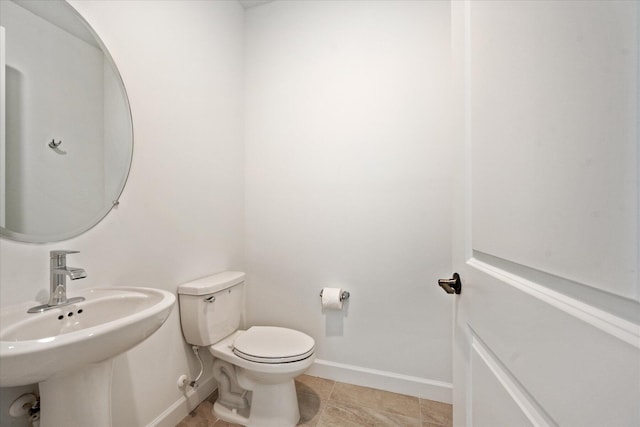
[176,374,453,427]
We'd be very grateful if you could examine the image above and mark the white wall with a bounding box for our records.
[244,0,453,401]
[0,1,244,425]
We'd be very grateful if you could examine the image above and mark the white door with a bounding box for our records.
[450,1,640,426]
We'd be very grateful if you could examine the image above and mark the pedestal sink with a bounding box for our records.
[0,287,175,427]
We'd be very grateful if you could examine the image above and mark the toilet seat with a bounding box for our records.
[232,326,315,364]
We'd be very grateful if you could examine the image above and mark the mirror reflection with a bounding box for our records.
[0,0,133,243]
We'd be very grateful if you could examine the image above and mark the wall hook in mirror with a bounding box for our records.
[48,139,67,155]
[48,139,62,149]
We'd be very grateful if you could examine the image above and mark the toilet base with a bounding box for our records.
[213,378,300,427]
[213,401,250,425]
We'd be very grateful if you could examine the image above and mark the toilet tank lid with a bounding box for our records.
[178,271,245,296]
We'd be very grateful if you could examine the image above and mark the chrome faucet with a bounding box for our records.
[27,250,87,313]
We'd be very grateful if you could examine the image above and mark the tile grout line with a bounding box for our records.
[318,379,338,425]
[324,379,424,426]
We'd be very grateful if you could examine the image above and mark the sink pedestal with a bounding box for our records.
[39,359,113,427]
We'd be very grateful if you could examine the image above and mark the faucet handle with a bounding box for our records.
[50,250,80,260]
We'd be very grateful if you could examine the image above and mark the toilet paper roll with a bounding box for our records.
[321,287,344,310]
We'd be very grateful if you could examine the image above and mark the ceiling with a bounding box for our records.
[238,0,275,9]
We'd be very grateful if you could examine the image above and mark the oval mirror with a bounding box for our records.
[0,0,133,243]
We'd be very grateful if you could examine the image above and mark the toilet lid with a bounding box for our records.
[232,326,315,364]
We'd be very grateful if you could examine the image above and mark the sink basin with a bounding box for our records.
[0,287,175,387]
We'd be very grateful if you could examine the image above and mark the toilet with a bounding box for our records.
[178,271,315,427]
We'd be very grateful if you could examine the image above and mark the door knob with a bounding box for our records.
[438,273,462,294]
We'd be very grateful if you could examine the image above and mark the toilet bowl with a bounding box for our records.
[178,271,315,427]
[210,328,315,426]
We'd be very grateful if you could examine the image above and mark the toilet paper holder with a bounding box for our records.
[319,289,350,301]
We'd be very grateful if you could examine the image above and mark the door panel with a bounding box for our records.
[470,0,638,300]
[464,263,639,426]
[470,335,539,427]
[451,1,640,426]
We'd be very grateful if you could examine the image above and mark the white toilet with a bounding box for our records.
[178,271,316,427]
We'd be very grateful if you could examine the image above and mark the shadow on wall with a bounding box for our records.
[321,288,350,336]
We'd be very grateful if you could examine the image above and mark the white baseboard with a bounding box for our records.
[307,359,452,404]
[146,374,217,427]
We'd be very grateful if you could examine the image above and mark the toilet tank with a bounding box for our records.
[178,271,245,346]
